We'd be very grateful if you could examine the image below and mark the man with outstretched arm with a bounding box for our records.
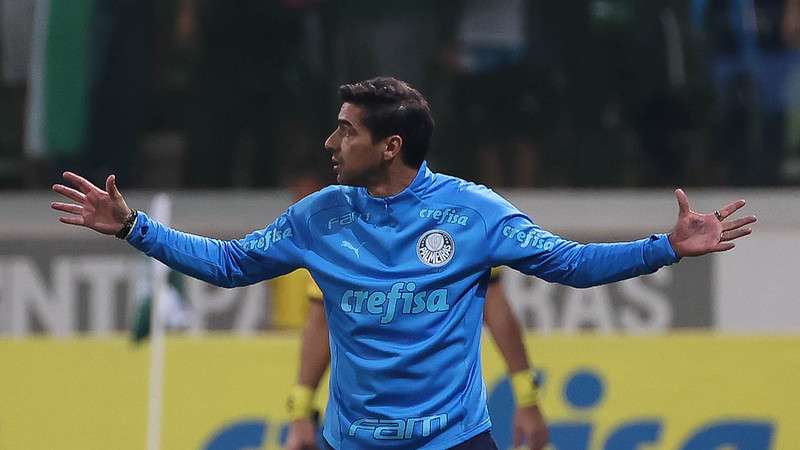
[52,77,755,449]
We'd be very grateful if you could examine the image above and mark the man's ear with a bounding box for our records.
[383,135,403,161]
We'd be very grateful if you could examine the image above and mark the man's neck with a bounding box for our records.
[366,163,419,198]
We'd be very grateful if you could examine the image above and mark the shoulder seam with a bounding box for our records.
[300,187,349,233]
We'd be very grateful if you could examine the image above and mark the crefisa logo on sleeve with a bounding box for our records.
[417,229,455,267]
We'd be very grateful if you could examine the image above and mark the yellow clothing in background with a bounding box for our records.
[270,269,314,328]
[307,275,324,302]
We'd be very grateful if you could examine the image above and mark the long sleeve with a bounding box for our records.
[126,210,305,288]
[486,211,679,289]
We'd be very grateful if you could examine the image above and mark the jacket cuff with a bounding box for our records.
[644,233,680,269]
[126,210,152,252]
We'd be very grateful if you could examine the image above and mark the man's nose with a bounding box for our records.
[324,134,334,151]
[324,134,339,152]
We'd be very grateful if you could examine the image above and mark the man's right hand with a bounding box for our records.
[285,418,318,450]
[513,405,549,450]
[51,172,132,235]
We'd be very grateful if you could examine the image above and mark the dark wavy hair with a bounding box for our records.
[339,77,434,168]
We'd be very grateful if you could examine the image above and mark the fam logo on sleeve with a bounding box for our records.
[417,230,455,267]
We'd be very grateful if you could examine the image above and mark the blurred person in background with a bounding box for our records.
[51,76,756,449]
[176,0,322,187]
[1,0,33,187]
[439,0,551,187]
[84,0,156,185]
[285,268,549,450]
[15,0,798,189]
[323,1,441,93]
[533,0,711,187]
[691,0,800,185]
[271,163,333,329]
[783,0,800,179]
[19,0,157,187]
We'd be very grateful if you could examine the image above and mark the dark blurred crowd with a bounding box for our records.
[2,0,800,189]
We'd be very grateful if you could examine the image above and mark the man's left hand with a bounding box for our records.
[668,189,756,257]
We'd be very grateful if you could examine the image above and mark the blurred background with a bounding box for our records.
[0,1,798,450]
[2,0,800,188]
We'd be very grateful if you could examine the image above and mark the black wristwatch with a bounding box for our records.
[115,209,138,239]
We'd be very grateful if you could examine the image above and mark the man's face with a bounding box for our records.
[325,103,385,186]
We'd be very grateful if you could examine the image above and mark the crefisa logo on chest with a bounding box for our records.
[416,229,455,267]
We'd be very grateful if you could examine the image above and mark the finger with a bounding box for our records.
[63,171,98,194]
[106,174,121,198]
[721,228,752,242]
[51,202,83,215]
[718,199,746,220]
[710,242,735,253]
[675,188,690,215]
[722,215,757,231]
[59,215,85,226]
[52,184,87,203]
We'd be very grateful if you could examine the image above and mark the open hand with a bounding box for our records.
[668,189,756,257]
[51,172,132,235]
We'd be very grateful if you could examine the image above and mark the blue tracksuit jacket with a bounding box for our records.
[126,161,678,449]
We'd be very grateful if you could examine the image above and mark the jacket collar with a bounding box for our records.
[359,161,432,204]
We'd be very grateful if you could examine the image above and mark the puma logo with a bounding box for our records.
[341,240,362,258]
